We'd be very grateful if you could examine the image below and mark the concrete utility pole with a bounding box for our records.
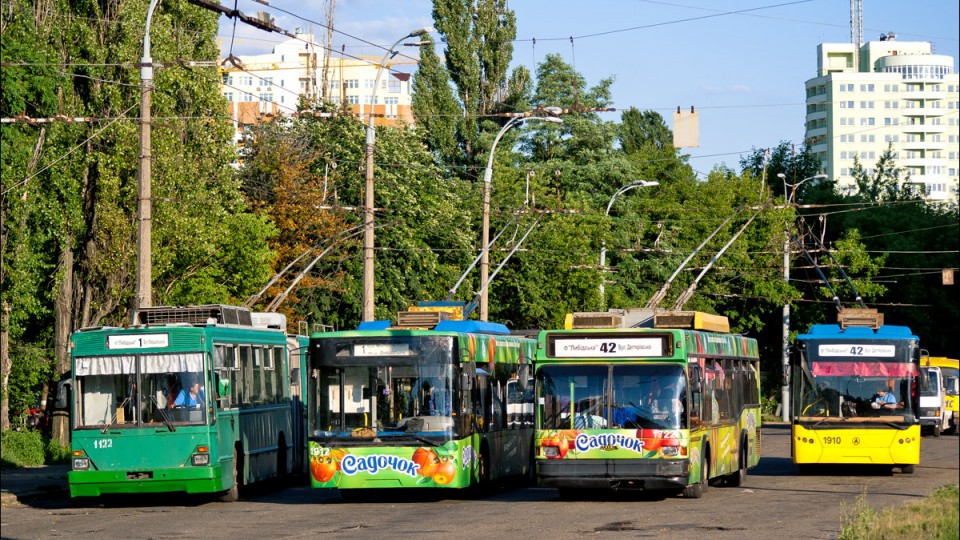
[778,172,827,422]
[136,0,162,317]
[361,27,430,322]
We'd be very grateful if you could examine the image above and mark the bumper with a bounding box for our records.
[536,458,688,490]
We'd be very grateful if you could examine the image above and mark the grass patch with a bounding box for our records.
[1,430,71,469]
[839,484,959,539]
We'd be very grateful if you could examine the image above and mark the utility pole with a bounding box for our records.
[782,226,790,422]
[136,0,161,317]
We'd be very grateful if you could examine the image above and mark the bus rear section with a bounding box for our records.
[791,310,921,473]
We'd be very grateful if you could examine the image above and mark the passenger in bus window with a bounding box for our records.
[424,379,451,416]
[175,377,205,408]
[871,387,898,409]
[658,386,684,428]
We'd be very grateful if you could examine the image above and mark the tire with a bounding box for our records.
[725,442,747,487]
[219,449,240,502]
[900,464,915,474]
[683,450,709,499]
[932,425,941,438]
[277,433,288,480]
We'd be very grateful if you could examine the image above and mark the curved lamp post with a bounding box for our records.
[776,172,827,421]
[777,172,828,203]
[599,180,659,305]
[362,27,431,321]
[479,109,562,321]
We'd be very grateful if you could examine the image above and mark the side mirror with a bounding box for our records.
[689,366,702,394]
[55,377,72,409]
[517,364,530,391]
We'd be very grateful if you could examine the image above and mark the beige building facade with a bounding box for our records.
[804,37,959,202]
[220,32,417,144]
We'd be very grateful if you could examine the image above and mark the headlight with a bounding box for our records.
[191,453,210,466]
[542,446,559,458]
[73,457,90,470]
[661,445,680,456]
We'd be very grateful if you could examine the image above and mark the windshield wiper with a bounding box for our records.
[149,395,176,432]
[377,432,443,447]
[101,396,130,434]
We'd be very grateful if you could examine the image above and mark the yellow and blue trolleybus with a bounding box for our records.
[790,308,921,473]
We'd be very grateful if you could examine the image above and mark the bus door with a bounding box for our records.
[214,345,239,487]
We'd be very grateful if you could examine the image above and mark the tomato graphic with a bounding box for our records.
[432,456,457,485]
[311,456,337,482]
[412,447,440,477]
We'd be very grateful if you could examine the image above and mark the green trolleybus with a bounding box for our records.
[67,305,308,500]
[535,309,761,498]
[791,309,921,473]
[306,303,536,492]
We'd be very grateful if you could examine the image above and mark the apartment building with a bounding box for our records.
[220,31,418,145]
[804,36,959,202]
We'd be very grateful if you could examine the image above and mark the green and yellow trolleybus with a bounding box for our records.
[67,305,308,500]
[306,303,536,492]
[791,309,921,473]
[534,309,761,498]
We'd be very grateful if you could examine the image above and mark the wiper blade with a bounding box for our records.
[102,397,130,434]
[149,395,176,432]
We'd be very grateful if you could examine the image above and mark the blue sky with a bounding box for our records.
[218,0,959,177]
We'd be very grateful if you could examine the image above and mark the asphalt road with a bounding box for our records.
[2,424,957,539]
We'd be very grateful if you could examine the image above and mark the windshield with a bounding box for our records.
[793,341,916,420]
[309,335,458,442]
[920,369,941,397]
[74,353,208,429]
[943,368,960,396]
[538,364,686,430]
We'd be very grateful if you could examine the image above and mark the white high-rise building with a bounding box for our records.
[804,35,959,202]
[220,31,418,145]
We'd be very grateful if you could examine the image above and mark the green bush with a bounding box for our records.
[1,429,46,468]
[45,438,71,464]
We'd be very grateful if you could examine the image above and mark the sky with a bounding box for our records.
[217,0,960,178]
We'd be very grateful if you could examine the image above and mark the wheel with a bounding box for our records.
[477,446,490,489]
[277,433,288,479]
[683,450,709,498]
[219,449,240,502]
[932,425,941,438]
[725,443,747,487]
[900,464,915,474]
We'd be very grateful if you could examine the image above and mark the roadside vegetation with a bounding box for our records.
[840,484,959,539]
[0,430,70,469]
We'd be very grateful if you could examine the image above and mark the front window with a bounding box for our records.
[793,341,916,421]
[538,364,686,430]
[75,353,207,429]
[309,336,458,442]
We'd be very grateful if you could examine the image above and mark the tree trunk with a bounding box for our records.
[1,301,11,431]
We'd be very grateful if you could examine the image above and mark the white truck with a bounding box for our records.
[918,365,950,437]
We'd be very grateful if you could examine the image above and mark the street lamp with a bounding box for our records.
[135,0,162,318]
[362,27,431,322]
[599,180,659,305]
[479,109,563,321]
[776,172,826,421]
[777,173,828,203]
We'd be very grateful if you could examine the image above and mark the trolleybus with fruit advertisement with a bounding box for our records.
[534,309,761,498]
[790,309,921,473]
[306,303,536,492]
[67,305,308,500]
